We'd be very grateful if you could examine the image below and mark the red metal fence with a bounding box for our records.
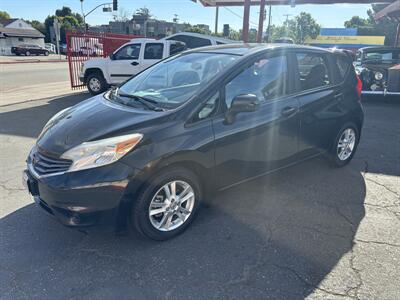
[66,31,141,88]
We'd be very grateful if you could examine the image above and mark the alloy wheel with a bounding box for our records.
[337,128,356,161]
[148,180,195,232]
[88,77,101,92]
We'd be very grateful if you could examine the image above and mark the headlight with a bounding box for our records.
[61,133,143,172]
[375,72,383,80]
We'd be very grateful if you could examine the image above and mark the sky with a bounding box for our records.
[1,0,372,31]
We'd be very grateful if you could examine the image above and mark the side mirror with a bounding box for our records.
[225,94,260,124]
[109,53,115,60]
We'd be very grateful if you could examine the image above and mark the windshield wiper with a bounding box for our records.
[117,91,164,111]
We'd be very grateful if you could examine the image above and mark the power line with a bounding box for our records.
[223,7,259,27]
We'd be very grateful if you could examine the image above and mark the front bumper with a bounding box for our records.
[23,162,139,229]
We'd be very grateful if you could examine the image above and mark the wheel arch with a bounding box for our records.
[115,157,212,232]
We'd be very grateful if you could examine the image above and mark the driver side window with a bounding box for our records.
[224,55,288,108]
[114,44,141,60]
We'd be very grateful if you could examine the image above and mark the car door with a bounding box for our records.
[141,42,165,71]
[212,53,300,188]
[293,51,345,156]
[107,43,142,84]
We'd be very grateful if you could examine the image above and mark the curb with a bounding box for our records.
[0,59,67,64]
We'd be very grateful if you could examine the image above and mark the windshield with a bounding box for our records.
[361,50,400,63]
[115,52,239,109]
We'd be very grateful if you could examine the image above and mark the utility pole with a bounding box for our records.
[215,6,219,34]
[266,5,272,42]
[283,13,292,25]
[256,0,265,43]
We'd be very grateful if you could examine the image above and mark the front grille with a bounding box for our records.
[31,149,72,176]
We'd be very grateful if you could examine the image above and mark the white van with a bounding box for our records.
[163,32,240,49]
[80,38,186,95]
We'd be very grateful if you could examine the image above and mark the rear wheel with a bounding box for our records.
[330,123,359,167]
[130,168,202,241]
[86,72,107,95]
[25,51,30,56]
[44,51,49,56]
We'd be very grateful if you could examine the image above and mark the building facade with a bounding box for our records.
[0,19,45,55]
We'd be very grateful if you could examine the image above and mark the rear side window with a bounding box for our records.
[167,35,212,49]
[144,43,164,59]
[169,43,186,56]
[335,55,351,81]
[296,53,331,91]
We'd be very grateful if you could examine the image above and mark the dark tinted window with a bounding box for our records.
[144,43,164,59]
[167,35,212,49]
[225,55,288,108]
[296,53,331,91]
[114,44,141,60]
[335,55,351,81]
[169,42,186,55]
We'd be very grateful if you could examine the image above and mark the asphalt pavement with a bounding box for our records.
[0,63,399,299]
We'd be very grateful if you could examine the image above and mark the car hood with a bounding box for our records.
[84,57,108,67]
[37,94,165,155]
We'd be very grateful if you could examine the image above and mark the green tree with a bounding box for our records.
[44,7,84,43]
[286,12,320,44]
[344,4,398,46]
[26,20,46,35]
[0,11,11,20]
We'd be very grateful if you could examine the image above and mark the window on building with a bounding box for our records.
[296,53,331,91]
[18,37,24,42]
[224,55,288,108]
[144,43,164,59]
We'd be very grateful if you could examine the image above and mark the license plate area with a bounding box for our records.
[23,171,39,196]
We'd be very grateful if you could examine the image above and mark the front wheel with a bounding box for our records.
[44,51,49,56]
[25,51,30,56]
[130,168,202,241]
[86,72,107,95]
[330,123,359,167]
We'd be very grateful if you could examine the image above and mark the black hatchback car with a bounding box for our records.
[24,44,364,240]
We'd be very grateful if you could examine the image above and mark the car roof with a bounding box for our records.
[163,32,240,44]
[358,46,400,52]
[183,43,334,56]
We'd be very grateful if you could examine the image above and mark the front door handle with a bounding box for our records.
[131,61,139,66]
[281,106,298,117]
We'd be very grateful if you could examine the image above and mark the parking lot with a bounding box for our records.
[0,62,399,299]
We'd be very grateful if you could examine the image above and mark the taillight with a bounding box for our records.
[356,75,362,101]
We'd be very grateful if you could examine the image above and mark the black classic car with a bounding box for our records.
[354,46,400,96]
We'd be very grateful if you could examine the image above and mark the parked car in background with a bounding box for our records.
[45,43,56,54]
[11,44,49,56]
[164,32,239,49]
[78,45,103,57]
[25,44,363,240]
[354,46,400,96]
[273,37,295,44]
[80,38,186,95]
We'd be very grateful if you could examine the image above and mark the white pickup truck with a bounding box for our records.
[80,38,186,95]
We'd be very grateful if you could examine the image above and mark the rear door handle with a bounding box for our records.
[131,61,139,66]
[281,106,298,117]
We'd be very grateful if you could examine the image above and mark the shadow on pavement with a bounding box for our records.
[0,157,366,299]
[0,93,91,139]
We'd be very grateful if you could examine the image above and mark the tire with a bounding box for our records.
[330,123,360,167]
[25,51,30,56]
[44,51,49,56]
[86,72,107,95]
[130,167,202,241]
